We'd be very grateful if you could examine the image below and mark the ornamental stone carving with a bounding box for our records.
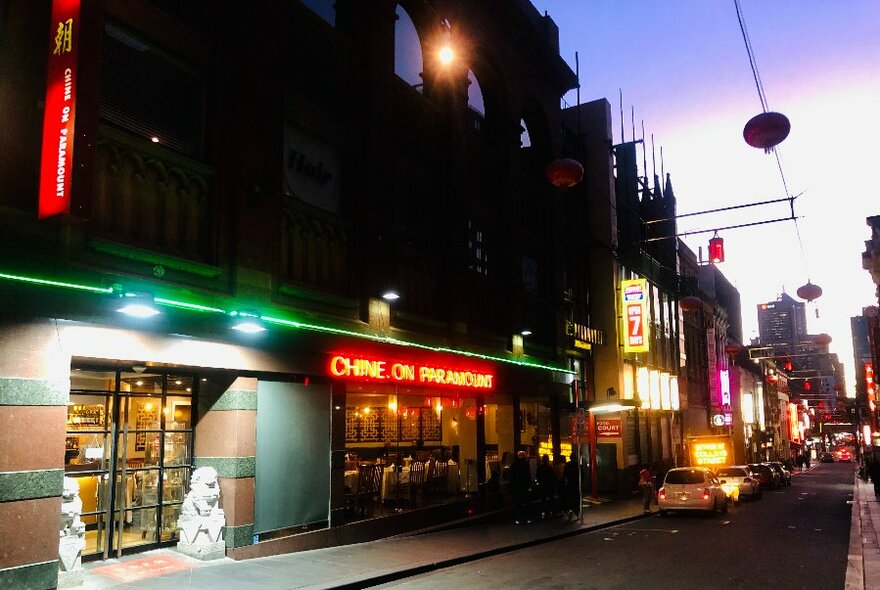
[176,466,226,560]
[58,476,86,588]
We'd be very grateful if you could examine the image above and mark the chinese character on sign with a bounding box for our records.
[54,18,74,55]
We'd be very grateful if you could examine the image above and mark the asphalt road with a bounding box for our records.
[372,462,857,590]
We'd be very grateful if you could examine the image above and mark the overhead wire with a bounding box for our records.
[734,0,811,279]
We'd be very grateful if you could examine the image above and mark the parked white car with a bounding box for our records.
[658,467,729,516]
[716,465,761,504]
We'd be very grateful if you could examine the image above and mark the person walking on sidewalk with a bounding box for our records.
[561,453,580,520]
[638,465,654,513]
[511,450,533,524]
[869,458,880,499]
[536,454,557,519]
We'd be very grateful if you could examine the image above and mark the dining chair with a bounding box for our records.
[408,461,427,506]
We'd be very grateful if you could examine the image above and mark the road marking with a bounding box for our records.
[721,521,730,526]
[788,525,796,529]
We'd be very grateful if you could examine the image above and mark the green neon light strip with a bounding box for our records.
[261,316,575,374]
[0,272,114,294]
[0,270,573,374]
[153,297,226,314]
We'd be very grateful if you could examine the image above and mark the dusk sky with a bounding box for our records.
[532,0,880,394]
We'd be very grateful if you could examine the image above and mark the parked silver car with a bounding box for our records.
[658,467,729,516]
[716,465,761,503]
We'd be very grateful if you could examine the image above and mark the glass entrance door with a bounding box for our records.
[65,367,195,560]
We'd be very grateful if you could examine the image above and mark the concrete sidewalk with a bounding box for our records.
[80,495,648,590]
[847,471,880,590]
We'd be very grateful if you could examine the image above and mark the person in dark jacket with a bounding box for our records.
[561,453,580,520]
[510,450,533,524]
[869,459,880,499]
[536,454,558,518]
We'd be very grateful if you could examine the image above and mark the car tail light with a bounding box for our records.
[703,488,711,500]
[658,488,666,500]
[743,477,752,483]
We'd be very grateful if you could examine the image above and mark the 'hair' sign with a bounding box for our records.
[329,355,494,390]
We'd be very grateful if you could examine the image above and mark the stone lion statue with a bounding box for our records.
[181,466,221,517]
[60,476,85,539]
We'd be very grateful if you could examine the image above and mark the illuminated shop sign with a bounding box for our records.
[866,363,875,412]
[596,419,621,437]
[328,355,494,390]
[691,440,730,466]
[621,279,649,353]
[788,403,800,443]
[39,0,81,219]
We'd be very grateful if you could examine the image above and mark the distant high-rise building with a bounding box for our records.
[757,292,807,346]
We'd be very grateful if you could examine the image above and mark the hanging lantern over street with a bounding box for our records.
[812,333,832,347]
[708,233,724,263]
[796,281,823,302]
[545,158,584,188]
[743,111,790,150]
[803,380,811,391]
[679,295,702,311]
[724,342,743,356]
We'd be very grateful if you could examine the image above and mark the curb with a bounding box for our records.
[846,471,864,590]
[326,509,651,589]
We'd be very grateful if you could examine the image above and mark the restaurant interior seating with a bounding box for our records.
[347,463,383,517]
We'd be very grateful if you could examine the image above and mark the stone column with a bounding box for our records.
[0,320,69,590]
[194,377,256,556]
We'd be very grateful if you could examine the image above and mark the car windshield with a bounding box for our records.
[717,468,746,477]
[665,470,706,484]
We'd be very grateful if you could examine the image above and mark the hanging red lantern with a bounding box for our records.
[803,380,811,391]
[767,373,778,384]
[724,342,743,356]
[545,158,584,188]
[784,360,793,372]
[708,233,724,263]
[679,295,702,311]
[796,281,823,302]
[465,406,477,420]
[812,333,832,346]
[743,111,791,150]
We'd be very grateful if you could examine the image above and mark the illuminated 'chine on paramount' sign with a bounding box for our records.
[328,355,494,390]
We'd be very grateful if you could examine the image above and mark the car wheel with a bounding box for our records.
[660,510,668,517]
[709,500,717,517]
[721,497,728,513]
[733,498,740,506]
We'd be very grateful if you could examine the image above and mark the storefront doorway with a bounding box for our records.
[65,366,197,560]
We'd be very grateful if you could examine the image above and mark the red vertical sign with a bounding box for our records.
[38,0,81,219]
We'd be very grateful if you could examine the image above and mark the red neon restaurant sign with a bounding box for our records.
[329,355,494,390]
[39,0,81,219]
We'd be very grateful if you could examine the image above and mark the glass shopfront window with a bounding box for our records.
[65,367,196,560]
[342,385,471,519]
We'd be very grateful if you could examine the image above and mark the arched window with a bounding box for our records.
[301,0,335,26]
[394,5,423,88]
[467,70,485,116]
[467,70,485,132]
[519,118,531,148]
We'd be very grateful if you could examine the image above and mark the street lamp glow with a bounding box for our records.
[438,45,454,66]
[382,290,400,301]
